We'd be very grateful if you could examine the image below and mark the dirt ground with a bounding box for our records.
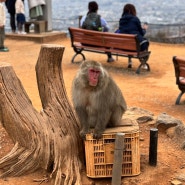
[0,36,185,185]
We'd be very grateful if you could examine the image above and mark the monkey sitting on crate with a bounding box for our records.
[72,60,127,139]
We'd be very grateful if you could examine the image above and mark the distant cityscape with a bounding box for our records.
[5,0,185,43]
[51,0,185,26]
[51,0,185,39]
[5,0,185,28]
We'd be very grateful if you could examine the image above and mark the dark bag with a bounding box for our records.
[82,13,101,31]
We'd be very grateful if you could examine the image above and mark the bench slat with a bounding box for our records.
[74,43,149,58]
[71,28,138,51]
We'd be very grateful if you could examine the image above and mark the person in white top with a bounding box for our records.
[15,0,26,34]
[0,0,9,51]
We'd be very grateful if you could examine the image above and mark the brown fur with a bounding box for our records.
[72,60,127,139]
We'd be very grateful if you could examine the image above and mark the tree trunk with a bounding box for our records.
[0,44,83,185]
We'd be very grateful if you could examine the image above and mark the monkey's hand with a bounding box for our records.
[80,130,87,140]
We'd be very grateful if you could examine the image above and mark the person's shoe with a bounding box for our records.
[107,57,115,63]
[141,64,148,69]
[21,31,27,34]
[128,59,132,68]
[0,47,9,52]
[179,77,185,80]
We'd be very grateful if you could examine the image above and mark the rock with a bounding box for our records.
[176,173,185,181]
[124,107,154,122]
[166,127,176,138]
[174,124,185,149]
[128,107,154,116]
[136,116,153,124]
[156,113,180,132]
[171,179,182,185]
[124,108,185,150]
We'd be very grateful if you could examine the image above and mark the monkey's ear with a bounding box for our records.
[80,60,93,69]
[80,60,87,68]
[82,60,86,64]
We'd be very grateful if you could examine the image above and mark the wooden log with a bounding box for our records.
[0,44,83,185]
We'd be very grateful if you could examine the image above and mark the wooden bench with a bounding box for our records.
[68,27,151,74]
[25,20,46,33]
[173,56,185,104]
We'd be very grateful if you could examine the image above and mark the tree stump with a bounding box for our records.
[0,44,83,185]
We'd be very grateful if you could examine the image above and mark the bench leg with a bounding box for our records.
[116,54,118,61]
[71,53,86,63]
[175,91,185,105]
[136,55,150,74]
[136,64,142,74]
[136,63,150,74]
[25,24,31,33]
[127,57,132,68]
[128,57,132,64]
[72,48,86,63]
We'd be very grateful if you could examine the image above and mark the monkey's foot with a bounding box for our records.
[80,130,90,140]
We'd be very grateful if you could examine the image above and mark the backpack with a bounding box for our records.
[82,13,101,31]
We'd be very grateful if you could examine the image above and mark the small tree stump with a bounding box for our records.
[0,44,83,185]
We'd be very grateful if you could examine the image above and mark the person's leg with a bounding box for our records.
[17,14,26,34]
[0,27,5,48]
[140,39,149,51]
[0,27,8,52]
[10,13,16,33]
[17,22,22,33]
[107,52,115,63]
[140,39,150,69]
[128,57,132,68]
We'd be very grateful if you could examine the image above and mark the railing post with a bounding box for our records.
[149,128,158,166]
[78,15,82,28]
[112,133,125,185]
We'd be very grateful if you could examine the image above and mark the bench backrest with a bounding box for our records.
[68,27,140,52]
[173,56,185,90]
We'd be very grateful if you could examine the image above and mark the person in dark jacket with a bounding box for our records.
[5,0,16,33]
[118,3,149,68]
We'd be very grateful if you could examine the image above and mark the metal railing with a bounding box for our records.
[5,15,185,44]
[52,17,185,43]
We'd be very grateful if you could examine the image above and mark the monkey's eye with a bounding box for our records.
[90,69,96,73]
[90,69,100,74]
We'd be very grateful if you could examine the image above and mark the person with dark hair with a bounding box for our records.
[80,1,114,63]
[118,3,149,68]
[80,1,109,32]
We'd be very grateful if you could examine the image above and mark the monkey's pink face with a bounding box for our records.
[88,68,100,86]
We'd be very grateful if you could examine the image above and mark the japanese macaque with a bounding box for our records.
[72,60,127,139]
